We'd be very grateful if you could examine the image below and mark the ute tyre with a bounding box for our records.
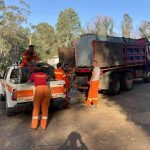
[6,102,16,117]
[109,74,121,95]
[0,94,5,101]
[122,72,133,91]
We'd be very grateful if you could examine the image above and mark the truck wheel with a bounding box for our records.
[78,89,86,93]
[0,94,5,101]
[143,72,150,83]
[122,72,133,90]
[6,102,16,117]
[109,74,121,95]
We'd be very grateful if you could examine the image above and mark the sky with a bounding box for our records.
[5,0,150,34]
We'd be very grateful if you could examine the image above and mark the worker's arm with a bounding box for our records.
[34,53,40,61]
[63,72,70,85]
[26,80,33,84]
[20,51,28,67]
[20,60,28,67]
[26,74,34,84]
[89,70,96,83]
[65,76,70,86]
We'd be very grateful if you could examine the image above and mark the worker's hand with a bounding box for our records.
[88,81,91,85]
[26,81,33,84]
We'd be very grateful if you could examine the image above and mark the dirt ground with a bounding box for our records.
[0,79,150,150]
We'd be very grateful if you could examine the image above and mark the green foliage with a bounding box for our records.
[56,8,81,48]
[0,62,9,70]
[121,14,133,38]
[32,22,57,60]
[0,0,30,65]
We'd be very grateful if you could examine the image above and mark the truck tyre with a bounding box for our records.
[6,101,16,117]
[0,94,5,101]
[78,89,86,93]
[143,72,150,83]
[122,72,133,90]
[109,74,121,95]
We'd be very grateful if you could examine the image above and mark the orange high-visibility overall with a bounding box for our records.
[29,72,50,129]
[85,80,99,106]
[54,68,70,104]
[31,85,50,129]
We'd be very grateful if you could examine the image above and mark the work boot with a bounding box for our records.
[84,100,91,107]
[31,118,39,130]
[92,100,98,106]
[66,103,71,109]
[40,116,48,130]
[90,104,97,108]
[65,97,71,109]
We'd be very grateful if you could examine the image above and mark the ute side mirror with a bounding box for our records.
[10,79,16,84]
[9,79,19,84]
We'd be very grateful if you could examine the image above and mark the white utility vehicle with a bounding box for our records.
[0,65,66,116]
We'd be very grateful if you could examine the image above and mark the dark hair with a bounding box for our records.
[57,62,62,68]
[29,45,34,48]
[34,63,43,72]
[64,63,68,67]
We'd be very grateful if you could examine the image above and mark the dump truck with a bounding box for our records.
[59,34,150,95]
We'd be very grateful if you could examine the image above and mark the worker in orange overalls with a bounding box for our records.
[85,60,100,107]
[27,63,50,130]
[54,62,71,108]
[20,45,40,68]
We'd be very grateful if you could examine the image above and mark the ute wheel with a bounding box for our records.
[6,102,16,117]
[122,72,133,91]
[0,94,5,101]
[109,74,121,95]
[52,98,67,110]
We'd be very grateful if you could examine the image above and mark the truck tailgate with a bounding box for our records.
[16,80,66,103]
[16,84,34,103]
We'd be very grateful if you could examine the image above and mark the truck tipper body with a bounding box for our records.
[59,34,150,95]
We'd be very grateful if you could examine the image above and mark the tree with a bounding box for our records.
[139,21,150,40]
[121,14,133,38]
[32,23,56,60]
[83,16,114,36]
[56,8,81,48]
[96,16,114,36]
[0,0,30,64]
[82,21,95,34]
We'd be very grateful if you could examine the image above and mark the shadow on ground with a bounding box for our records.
[101,79,150,136]
[58,131,88,150]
